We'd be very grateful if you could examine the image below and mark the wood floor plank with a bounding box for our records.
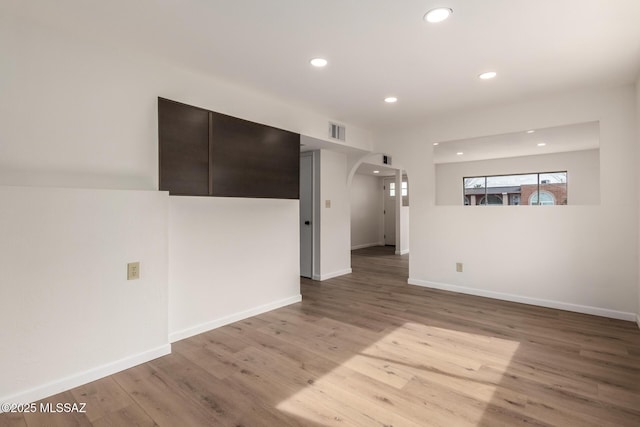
[150,352,301,427]
[228,345,424,427]
[0,412,27,427]
[112,362,222,426]
[90,404,157,427]
[69,377,135,422]
[24,391,92,427]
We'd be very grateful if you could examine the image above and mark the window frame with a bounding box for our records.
[462,171,567,206]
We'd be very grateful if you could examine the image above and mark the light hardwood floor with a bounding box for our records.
[2,246,640,426]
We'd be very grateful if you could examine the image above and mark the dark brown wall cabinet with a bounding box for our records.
[158,97,300,199]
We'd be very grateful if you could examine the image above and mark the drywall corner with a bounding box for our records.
[318,150,351,278]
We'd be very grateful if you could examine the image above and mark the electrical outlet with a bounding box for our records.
[456,262,463,273]
[127,262,140,280]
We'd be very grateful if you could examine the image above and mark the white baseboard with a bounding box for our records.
[351,242,384,250]
[169,294,302,343]
[408,278,636,322]
[0,344,170,411]
[313,268,353,281]
[395,249,409,255]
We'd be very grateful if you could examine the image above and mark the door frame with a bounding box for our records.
[300,151,320,279]
[347,154,410,259]
[382,176,396,246]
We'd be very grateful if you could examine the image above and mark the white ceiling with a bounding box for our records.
[355,163,397,177]
[434,121,600,164]
[8,0,640,129]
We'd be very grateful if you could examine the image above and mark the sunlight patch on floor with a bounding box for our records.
[277,322,521,426]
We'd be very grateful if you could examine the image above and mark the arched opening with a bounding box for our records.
[348,154,410,257]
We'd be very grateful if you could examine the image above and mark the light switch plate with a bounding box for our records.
[127,262,140,280]
[325,200,331,208]
[456,262,463,273]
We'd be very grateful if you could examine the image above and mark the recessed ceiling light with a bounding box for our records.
[456,152,464,155]
[310,58,328,67]
[526,130,535,134]
[373,170,380,174]
[478,71,497,80]
[433,142,439,146]
[424,8,453,23]
[537,142,547,147]
[384,97,398,103]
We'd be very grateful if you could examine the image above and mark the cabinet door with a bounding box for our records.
[210,112,299,199]
[158,98,210,196]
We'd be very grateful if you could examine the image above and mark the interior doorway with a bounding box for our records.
[299,152,315,278]
[349,157,409,256]
[383,175,409,246]
[383,177,396,246]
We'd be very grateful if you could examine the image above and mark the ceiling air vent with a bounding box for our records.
[329,122,346,141]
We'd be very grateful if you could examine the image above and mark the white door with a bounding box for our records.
[300,154,313,278]
[383,177,396,246]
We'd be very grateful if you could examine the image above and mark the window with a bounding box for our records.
[478,194,503,205]
[529,191,555,205]
[463,171,567,206]
[389,180,408,197]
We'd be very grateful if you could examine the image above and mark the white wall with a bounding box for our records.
[318,149,352,280]
[436,149,600,205]
[0,13,371,190]
[374,85,638,320]
[399,206,410,255]
[394,171,411,255]
[0,187,169,404]
[168,197,301,341]
[0,11,369,402]
[637,75,640,326]
[350,174,383,249]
